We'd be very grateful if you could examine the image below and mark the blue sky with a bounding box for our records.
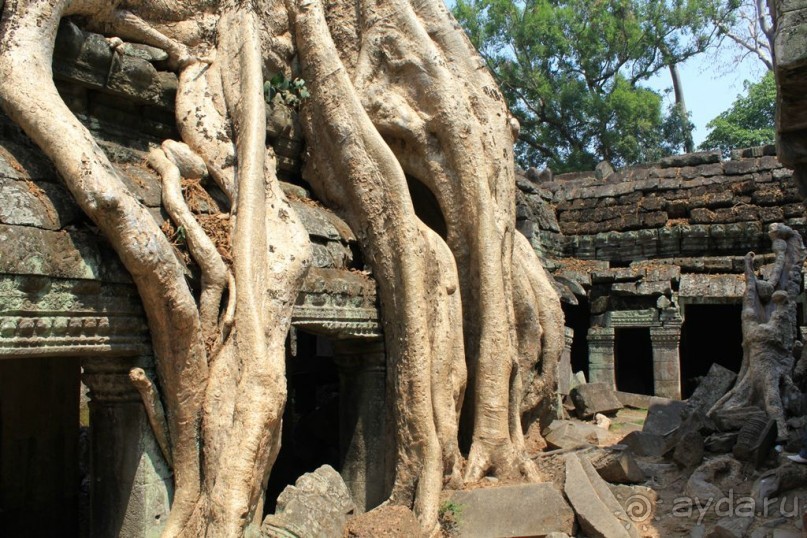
[646,51,768,148]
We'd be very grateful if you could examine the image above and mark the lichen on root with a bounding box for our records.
[0,0,563,535]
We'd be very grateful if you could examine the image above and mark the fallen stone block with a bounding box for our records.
[673,431,705,468]
[447,483,575,538]
[544,420,608,449]
[587,446,645,484]
[643,400,687,435]
[262,465,355,538]
[570,383,623,419]
[564,453,640,538]
[733,415,777,468]
[686,363,737,414]
[620,430,676,457]
[344,505,422,538]
[706,516,753,538]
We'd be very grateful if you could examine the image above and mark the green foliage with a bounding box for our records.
[438,500,464,535]
[264,73,310,109]
[452,0,720,172]
[699,72,775,155]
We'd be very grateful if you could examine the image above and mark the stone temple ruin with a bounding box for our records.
[4,4,807,538]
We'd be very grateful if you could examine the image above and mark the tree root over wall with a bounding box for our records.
[0,0,563,535]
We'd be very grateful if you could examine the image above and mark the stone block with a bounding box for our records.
[262,465,356,538]
[660,151,721,168]
[570,383,623,419]
[447,483,575,538]
[673,431,705,468]
[544,420,608,449]
[685,456,744,504]
[620,430,676,457]
[588,446,645,483]
[564,453,640,538]
[686,363,737,414]
[643,400,687,436]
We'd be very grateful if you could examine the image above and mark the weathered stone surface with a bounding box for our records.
[544,420,609,449]
[570,383,623,419]
[673,431,705,468]
[343,506,422,538]
[706,516,753,538]
[0,177,81,230]
[564,453,640,538]
[643,400,687,436]
[587,446,645,483]
[447,483,575,538]
[687,363,738,414]
[261,465,355,538]
[620,430,676,457]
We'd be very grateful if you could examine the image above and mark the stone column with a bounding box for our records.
[587,327,616,388]
[649,325,682,399]
[82,356,172,538]
[332,339,388,513]
[557,327,574,395]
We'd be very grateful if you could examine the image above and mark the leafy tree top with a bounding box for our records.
[453,0,721,172]
[699,71,775,155]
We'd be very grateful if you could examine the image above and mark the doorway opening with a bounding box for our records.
[679,303,743,398]
[614,328,654,395]
[562,297,590,381]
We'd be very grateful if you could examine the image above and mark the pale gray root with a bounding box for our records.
[191,7,311,536]
[513,233,564,436]
[290,0,443,531]
[147,145,229,346]
[1,2,311,537]
[130,367,173,468]
[420,223,467,488]
[0,2,207,533]
[348,0,547,483]
[709,224,806,439]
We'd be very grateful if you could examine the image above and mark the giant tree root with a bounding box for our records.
[709,224,805,439]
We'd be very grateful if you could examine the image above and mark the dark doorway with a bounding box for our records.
[614,328,654,395]
[562,297,590,381]
[264,331,340,513]
[0,357,80,537]
[680,304,743,398]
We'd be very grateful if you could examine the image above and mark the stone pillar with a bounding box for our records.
[332,339,387,513]
[557,327,574,395]
[82,356,172,538]
[587,327,616,388]
[650,325,682,399]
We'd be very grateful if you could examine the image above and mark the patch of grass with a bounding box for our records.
[438,500,464,536]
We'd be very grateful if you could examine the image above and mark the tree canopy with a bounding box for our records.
[699,71,775,154]
[452,0,722,172]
